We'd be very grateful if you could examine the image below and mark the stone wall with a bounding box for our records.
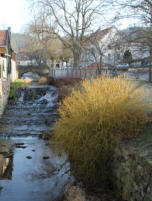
[112,132,152,201]
[64,127,152,201]
[0,77,10,117]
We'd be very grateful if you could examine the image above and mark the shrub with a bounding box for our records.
[53,77,149,189]
[55,77,82,88]
[38,77,48,85]
[9,79,27,99]
[53,77,82,100]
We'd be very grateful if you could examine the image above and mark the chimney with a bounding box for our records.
[7,27,11,42]
[8,27,11,33]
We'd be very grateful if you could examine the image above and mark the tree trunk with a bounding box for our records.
[149,66,151,82]
[98,55,102,75]
[73,50,81,68]
[149,49,152,82]
[53,59,56,68]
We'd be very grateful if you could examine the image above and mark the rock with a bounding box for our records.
[15,143,26,149]
[64,184,86,201]
[26,156,32,159]
[41,130,52,140]
[43,156,50,160]
[45,117,54,125]
[0,186,3,190]
[15,145,27,149]
[15,143,24,146]
[40,99,48,104]
[32,149,35,152]
[4,152,13,158]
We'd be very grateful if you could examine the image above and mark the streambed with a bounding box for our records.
[0,85,71,201]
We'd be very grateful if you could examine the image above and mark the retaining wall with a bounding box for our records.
[0,77,10,116]
[112,130,152,201]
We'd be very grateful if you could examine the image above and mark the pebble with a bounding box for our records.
[26,156,32,159]
[43,156,50,160]
[16,145,27,149]
[0,186,3,190]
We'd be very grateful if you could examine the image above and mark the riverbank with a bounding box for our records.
[53,77,152,201]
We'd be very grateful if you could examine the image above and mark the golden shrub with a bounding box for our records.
[53,77,149,188]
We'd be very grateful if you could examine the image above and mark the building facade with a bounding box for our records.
[0,28,18,116]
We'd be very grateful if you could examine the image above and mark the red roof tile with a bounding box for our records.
[0,30,7,46]
[0,47,6,54]
[19,48,27,53]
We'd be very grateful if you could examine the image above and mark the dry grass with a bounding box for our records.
[23,77,33,84]
[38,77,48,85]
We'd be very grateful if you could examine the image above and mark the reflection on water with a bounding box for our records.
[0,139,71,201]
[0,141,13,180]
[0,86,72,201]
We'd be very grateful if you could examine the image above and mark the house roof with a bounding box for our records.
[19,48,27,53]
[0,30,8,46]
[0,47,6,54]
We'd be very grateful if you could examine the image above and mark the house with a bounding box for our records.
[0,27,18,116]
[81,26,151,69]
[80,27,121,68]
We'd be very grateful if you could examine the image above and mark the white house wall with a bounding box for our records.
[1,58,7,78]
[0,57,17,117]
[11,60,18,82]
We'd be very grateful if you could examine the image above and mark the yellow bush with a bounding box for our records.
[53,77,149,188]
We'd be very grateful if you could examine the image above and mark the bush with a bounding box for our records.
[53,77,82,100]
[53,77,149,189]
[38,77,48,85]
[54,77,82,88]
[9,79,27,99]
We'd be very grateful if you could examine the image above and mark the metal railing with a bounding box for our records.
[49,68,111,79]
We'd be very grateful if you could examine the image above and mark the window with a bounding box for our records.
[108,53,111,58]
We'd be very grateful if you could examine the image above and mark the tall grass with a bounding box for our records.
[53,76,150,188]
[9,79,27,99]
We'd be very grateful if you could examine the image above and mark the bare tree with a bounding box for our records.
[25,21,49,65]
[83,28,113,73]
[114,0,152,81]
[26,18,72,67]
[82,27,125,72]
[32,0,113,68]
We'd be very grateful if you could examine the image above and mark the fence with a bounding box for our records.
[49,68,112,79]
[49,67,152,81]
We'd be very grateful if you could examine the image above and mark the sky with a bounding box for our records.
[0,0,139,34]
[0,0,31,33]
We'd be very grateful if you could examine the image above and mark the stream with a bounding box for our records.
[0,85,72,201]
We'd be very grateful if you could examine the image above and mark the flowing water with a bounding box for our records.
[0,85,71,201]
